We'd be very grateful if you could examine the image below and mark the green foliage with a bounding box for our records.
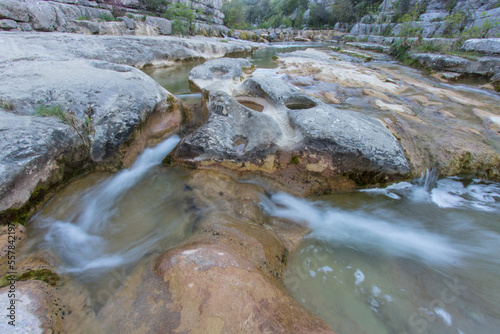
[281,17,292,28]
[457,19,498,45]
[0,269,60,287]
[36,105,67,120]
[344,35,356,42]
[0,98,14,110]
[445,0,458,13]
[126,14,134,19]
[99,13,117,22]
[140,0,168,13]
[393,0,427,23]
[414,41,452,54]
[442,11,466,37]
[18,269,60,286]
[165,2,196,35]
[495,0,500,9]
[77,15,90,20]
[222,0,249,29]
[381,24,393,36]
[290,156,300,164]
[389,39,411,61]
[430,17,443,23]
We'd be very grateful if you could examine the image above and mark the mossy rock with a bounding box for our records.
[0,269,60,288]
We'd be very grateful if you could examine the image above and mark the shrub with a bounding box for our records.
[344,35,356,42]
[0,98,14,110]
[165,2,196,35]
[77,15,90,20]
[442,11,466,37]
[381,24,393,36]
[99,14,116,22]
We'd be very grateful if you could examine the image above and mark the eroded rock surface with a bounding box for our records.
[275,49,500,180]
[174,58,410,194]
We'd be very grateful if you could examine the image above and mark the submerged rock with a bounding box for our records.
[174,58,411,194]
[96,171,335,333]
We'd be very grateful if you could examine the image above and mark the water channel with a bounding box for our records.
[21,43,500,333]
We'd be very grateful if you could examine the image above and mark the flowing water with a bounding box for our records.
[18,44,500,333]
[22,136,193,308]
[262,172,500,334]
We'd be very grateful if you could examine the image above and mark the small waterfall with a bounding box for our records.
[41,135,181,275]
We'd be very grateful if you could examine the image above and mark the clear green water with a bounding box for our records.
[263,176,500,334]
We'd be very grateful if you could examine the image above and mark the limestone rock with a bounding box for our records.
[188,58,253,93]
[461,38,500,56]
[97,171,335,333]
[145,16,172,35]
[0,59,169,162]
[0,33,254,68]
[0,281,66,333]
[0,18,17,30]
[174,59,410,194]
[0,110,82,218]
[275,49,500,181]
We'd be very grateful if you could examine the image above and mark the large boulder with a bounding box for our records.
[174,58,411,194]
[0,59,169,162]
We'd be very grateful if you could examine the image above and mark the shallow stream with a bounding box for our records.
[21,44,500,333]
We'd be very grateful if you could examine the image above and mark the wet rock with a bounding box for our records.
[188,58,253,93]
[0,281,65,333]
[97,171,334,333]
[174,58,410,194]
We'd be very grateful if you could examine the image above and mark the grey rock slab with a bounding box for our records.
[0,32,255,68]
[461,38,500,55]
[145,16,172,35]
[0,58,169,161]
[176,63,410,177]
[188,58,252,92]
[0,0,30,22]
[0,110,81,212]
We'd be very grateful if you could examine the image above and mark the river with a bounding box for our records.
[21,44,500,334]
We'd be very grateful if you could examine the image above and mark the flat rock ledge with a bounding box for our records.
[172,58,411,195]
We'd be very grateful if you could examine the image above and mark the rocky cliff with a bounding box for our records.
[350,0,500,38]
[0,0,227,35]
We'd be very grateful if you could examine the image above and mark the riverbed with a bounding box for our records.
[20,43,500,334]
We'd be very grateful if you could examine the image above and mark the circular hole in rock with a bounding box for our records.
[210,66,230,76]
[285,97,317,110]
[236,98,265,112]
